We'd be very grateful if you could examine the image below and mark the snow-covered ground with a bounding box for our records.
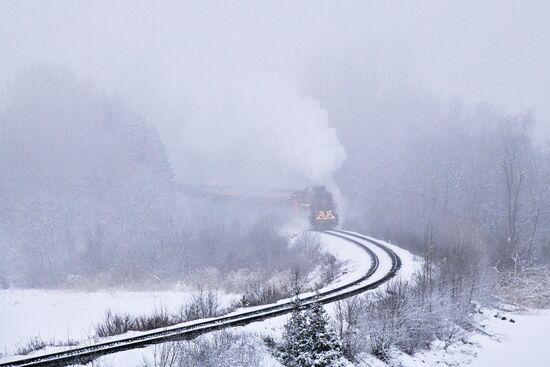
[0,231,420,365]
[358,308,550,367]
[226,232,422,367]
[0,289,236,357]
[77,231,387,366]
[468,309,550,367]
[5,232,543,367]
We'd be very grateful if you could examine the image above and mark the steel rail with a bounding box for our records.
[327,229,402,276]
[0,230,401,367]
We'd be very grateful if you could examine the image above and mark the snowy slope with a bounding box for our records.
[357,309,550,367]
[0,231,420,365]
[76,231,415,366]
[225,231,422,341]
[468,309,550,367]
[0,289,236,356]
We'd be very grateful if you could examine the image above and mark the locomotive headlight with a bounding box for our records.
[316,210,336,220]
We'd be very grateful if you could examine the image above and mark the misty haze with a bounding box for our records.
[1,1,549,367]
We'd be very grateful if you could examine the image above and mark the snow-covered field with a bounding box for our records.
[379,308,550,367]
[63,232,387,366]
[202,232,424,367]
[468,309,550,367]
[0,231,392,363]
[5,233,544,367]
[0,289,236,357]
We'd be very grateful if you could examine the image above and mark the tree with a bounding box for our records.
[332,297,362,361]
[279,300,344,367]
[279,299,309,367]
[304,302,344,367]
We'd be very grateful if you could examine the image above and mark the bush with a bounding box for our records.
[15,337,47,355]
[95,307,174,338]
[494,266,550,308]
[95,310,138,338]
[360,280,409,361]
[235,283,288,308]
[94,289,226,338]
[141,331,264,367]
[331,297,363,362]
[133,308,173,331]
[320,253,341,286]
[352,242,484,362]
[15,336,78,356]
[175,289,221,322]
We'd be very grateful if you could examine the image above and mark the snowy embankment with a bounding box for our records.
[0,289,236,357]
[81,231,414,366]
[225,232,422,346]
[467,309,550,367]
[357,308,550,367]
[0,231,420,366]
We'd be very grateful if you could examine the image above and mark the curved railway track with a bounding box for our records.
[0,230,402,367]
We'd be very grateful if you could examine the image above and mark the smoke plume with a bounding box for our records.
[178,71,346,188]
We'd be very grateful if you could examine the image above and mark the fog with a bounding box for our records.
[2,1,549,185]
[1,1,550,288]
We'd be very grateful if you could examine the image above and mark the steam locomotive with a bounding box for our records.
[177,183,339,230]
[290,186,339,230]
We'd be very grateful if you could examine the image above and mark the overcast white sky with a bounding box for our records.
[1,1,549,152]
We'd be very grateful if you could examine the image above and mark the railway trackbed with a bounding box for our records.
[0,230,402,367]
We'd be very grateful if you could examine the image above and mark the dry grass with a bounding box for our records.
[95,307,174,338]
[495,266,550,308]
[15,336,78,356]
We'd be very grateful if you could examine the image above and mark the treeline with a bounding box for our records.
[0,66,175,287]
[307,54,550,273]
[290,52,550,364]
[0,67,328,289]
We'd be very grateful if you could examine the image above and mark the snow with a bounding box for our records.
[234,233,549,367]
[316,231,373,287]
[92,331,285,367]
[357,308,550,367]
[0,289,236,357]
[0,230,421,365]
[324,230,422,286]
[364,236,423,282]
[468,309,550,367]
[88,346,148,367]
[222,231,422,342]
[2,231,543,367]
[0,231,373,362]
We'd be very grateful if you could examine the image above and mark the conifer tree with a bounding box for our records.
[280,298,310,366]
[279,300,345,367]
[305,302,344,367]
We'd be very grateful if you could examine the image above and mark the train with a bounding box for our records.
[178,183,339,230]
[290,186,339,230]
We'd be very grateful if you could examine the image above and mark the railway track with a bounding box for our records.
[0,230,402,367]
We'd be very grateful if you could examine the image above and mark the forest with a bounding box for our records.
[1,66,548,293]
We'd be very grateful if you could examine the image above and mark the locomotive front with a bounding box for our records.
[309,186,338,230]
[290,186,339,230]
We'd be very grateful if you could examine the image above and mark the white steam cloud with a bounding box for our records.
[178,71,346,188]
